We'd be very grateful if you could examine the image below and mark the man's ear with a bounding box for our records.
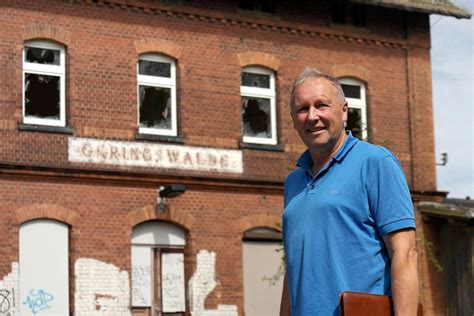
[342,101,348,122]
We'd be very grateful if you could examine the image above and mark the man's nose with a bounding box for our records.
[307,105,320,121]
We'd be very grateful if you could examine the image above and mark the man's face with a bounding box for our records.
[291,78,348,153]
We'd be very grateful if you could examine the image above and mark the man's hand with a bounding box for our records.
[280,273,291,316]
[383,228,419,316]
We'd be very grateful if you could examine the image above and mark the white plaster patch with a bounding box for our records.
[74,258,130,316]
[69,138,244,173]
[0,262,19,316]
[188,250,237,316]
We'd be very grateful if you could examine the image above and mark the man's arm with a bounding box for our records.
[383,228,419,316]
[280,273,291,316]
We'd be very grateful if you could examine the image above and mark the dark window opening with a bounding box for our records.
[25,47,60,65]
[241,72,270,88]
[341,84,361,99]
[242,97,271,138]
[347,108,362,139]
[139,86,172,129]
[331,1,345,24]
[24,73,60,119]
[139,60,171,78]
[352,4,366,27]
[239,0,276,14]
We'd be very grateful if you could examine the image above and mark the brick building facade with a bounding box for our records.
[0,1,469,315]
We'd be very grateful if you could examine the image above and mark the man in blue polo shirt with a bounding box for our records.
[280,68,419,315]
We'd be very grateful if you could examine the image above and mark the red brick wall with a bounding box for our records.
[0,0,440,314]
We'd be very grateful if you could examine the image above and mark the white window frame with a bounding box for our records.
[240,66,277,145]
[339,77,367,140]
[137,54,177,137]
[22,40,66,127]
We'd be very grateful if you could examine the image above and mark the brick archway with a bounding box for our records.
[15,203,79,226]
[126,205,194,231]
[238,214,281,233]
[22,23,71,46]
[134,39,183,60]
[331,64,370,82]
[237,52,281,71]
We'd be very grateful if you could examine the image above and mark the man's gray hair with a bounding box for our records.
[290,67,346,110]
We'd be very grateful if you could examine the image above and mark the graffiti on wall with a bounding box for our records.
[22,289,54,314]
[0,288,14,315]
[0,262,19,316]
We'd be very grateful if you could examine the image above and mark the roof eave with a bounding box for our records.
[349,0,471,19]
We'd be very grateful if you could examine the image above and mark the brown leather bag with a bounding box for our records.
[339,291,423,316]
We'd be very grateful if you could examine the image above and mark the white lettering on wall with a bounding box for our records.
[68,138,243,173]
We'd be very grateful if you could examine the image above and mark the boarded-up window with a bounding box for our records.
[131,222,186,315]
[243,227,283,316]
[19,219,69,315]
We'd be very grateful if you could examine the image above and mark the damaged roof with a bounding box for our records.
[419,198,474,225]
[349,0,471,19]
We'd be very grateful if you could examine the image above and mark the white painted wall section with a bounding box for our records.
[74,258,130,316]
[188,250,237,316]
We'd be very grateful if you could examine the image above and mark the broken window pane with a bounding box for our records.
[139,60,171,78]
[347,107,363,139]
[25,47,60,65]
[241,72,270,88]
[139,85,172,129]
[242,97,271,138]
[341,84,361,99]
[24,73,60,119]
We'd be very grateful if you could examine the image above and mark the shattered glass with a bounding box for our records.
[139,60,171,78]
[139,85,172,129]
[347,107,362,139]
[341,84,361,99]
[242,96,271,138]
[25,47,60,65]
[24,73,60,119]
[241,72,270,88]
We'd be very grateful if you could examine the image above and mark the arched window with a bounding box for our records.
[131,221,186,315]
[242,227,283,316]
[19,219,69,315]
[137,54,177,136]
[23,40,66,126]
[240,67,277,145]
[339,78,367,140]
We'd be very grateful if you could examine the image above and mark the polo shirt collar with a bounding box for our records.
[296,131,359,170]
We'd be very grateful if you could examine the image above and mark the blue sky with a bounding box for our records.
[431,0,473,198]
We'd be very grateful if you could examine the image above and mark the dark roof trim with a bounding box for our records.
[349,0,471,19]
